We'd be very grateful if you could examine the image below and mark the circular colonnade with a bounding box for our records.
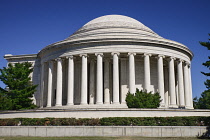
[37,15,193,109]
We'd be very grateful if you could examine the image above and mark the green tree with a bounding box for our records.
[126,88,161,108]
[194,34,210,109]
[0,62,37,110]
[0,87,13,110]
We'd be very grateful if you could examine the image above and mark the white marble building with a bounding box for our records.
[4,15,194,109]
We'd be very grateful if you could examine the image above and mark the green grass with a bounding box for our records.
[0,137,208,140]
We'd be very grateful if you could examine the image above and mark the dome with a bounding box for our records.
[41,14,192,59]
[65,14,161,40]
[84,15,145,27]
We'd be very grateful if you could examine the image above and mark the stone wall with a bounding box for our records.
[0,126,207,137]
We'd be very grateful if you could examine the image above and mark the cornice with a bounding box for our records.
[4,54,37,60]
[38,36,193,60]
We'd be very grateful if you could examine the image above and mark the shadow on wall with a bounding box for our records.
[198,126,210,139]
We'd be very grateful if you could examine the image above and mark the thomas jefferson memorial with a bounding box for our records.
[5,15,194,109]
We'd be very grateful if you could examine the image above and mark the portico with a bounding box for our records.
[40,52,193,109]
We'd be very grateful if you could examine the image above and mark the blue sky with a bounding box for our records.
[0,0,209,98]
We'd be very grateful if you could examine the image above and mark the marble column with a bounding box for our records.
[177,59,185,107]
[168,57,178,108]
[104,58,110,104]
[55,58,63,106]
[164,66,169,107]
[89,59,95,105]
[80,54,88,105]
[184,62,191,108]
[96,53,103,104]
[40,62,45,108]
[47,61,53,107]
[112,52,120,104]
[67,56,74,106]
[128,53,136,94]
[157,55,165,107]
[188,65,194,109]
[144,53,151,92]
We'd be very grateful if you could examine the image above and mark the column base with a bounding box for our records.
[178,105,186,109]
[104,102,110,104]
[185,106,194,109]
[112,102,120,105]
[55,104,62,107]
[96,102,103,105]
[169,104,178,108]
[39,106,43,108]
[66,103,74,106]
[46,105,52,107]
[158,104,166,108]
[80,103,88,105]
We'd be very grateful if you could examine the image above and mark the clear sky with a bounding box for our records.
[0,0,209,98]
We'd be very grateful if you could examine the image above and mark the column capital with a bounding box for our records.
[169,56,176,60]
[184,61,190,67]
[155,55,165,59]
[111,52,120,56]
[79,54,88,57]
[143,53,152,57]
[66,55,74,59]
[176,59,184,65]
[95,53,103,57]
[177,58,184,62]
[55,57,63,62]
[166,56,176,61]
[158,54,165,58]
[128,52,136,56]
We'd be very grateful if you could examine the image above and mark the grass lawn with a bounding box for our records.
[0,137,208,140]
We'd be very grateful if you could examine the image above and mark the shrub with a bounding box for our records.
[0,117,210,126]
[126,89,161,108]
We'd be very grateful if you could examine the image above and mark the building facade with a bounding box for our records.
[4,15,194,109]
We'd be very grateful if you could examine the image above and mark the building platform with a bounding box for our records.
[0,108,209,118]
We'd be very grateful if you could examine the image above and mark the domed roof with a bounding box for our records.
[84,15,145,26]
[65,14,161,40]
[41,15,192,59]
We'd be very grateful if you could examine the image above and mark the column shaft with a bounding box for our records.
[40,62,45,108]
[128,53,136,93]
[112,53,120,104]
[55,58,62,106]
[104,59,110,104]
[67,56,74,106]
[188,66,194,109]
[168,57,178,108]
[157,55,165,107]
[144,54,151,91]
[47,61,53,107]
[80,54,88,105]
[89,59,95,104]
[96,53,103,104]
[177,60,185,107]
[184,62,191,108]
[164,66,169,107]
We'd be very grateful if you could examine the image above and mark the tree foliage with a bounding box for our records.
[194,34,210,109]
[0,62,37,110]
[126,88,161,108]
